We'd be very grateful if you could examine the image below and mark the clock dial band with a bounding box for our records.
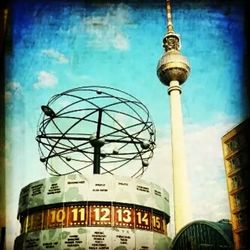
[20,202,169,235]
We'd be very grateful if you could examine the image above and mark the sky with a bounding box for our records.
[4,0,249,249]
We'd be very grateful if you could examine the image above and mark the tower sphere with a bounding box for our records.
[157,49,190,86]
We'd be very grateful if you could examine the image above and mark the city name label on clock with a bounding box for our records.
[21,202,168,235]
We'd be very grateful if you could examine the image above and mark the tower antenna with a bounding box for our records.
[166,0,174,33]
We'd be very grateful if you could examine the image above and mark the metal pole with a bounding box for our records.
[93,109,103,174]
[93,146,101,174]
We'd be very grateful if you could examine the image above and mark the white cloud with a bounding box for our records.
[185,120,234,177]
[184,121,234,221]
[5,81,22,103]
[42,49,69,64]
[7,81,22,91]
[113,33,129,50]
[84,3,131,51]
[33,71,58,89]
[143,118,235,236]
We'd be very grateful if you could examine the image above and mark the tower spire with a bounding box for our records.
[156,0,192,233]
[166,0,174,33]
[162,0,181,53]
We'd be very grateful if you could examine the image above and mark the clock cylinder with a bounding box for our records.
[15,174,171,250]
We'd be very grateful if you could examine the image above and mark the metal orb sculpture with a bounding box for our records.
[36,86,156,177]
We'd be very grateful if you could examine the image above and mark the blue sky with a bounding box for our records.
[5,1,249,248]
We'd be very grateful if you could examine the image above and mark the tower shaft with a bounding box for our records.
[168,80,192,232]
[157,0,192,233]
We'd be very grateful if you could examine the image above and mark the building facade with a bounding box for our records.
[222,119,250,250]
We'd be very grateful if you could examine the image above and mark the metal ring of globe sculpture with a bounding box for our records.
[36,86,156,177]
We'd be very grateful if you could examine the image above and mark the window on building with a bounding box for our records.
[234,193,245,208]
[236,212,247,227]
[231,175,242,190]
[227,138,239,152]
[235,194,241,207]
[230,156,241,171]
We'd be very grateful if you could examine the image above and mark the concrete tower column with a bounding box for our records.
[168,80,191,232]
[157,0,192,233]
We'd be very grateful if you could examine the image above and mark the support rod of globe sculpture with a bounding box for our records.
[93,146,101,174]
[90,108,104,174]
[157,0,192,233]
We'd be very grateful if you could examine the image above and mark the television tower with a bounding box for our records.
[157,0,192,232]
